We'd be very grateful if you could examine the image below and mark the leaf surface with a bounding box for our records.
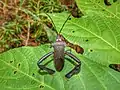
[0,0,120,90]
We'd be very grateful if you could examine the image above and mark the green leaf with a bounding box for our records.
[0,45,120,90]
[1,0,120,90]
[49,0,120,66]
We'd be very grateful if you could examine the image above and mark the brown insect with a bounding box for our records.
[37,14,84,78]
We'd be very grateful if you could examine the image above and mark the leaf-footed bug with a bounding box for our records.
[37,13,84,78]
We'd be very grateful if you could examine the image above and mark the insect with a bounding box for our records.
[37,14,84,78]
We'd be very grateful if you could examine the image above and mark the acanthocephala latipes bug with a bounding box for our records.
[37,14,84,78]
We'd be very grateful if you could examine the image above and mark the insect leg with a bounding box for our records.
[65,51,81,78]
[37,52,55,74]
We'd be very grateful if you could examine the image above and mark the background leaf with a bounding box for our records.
[0,0,120,90]
[49,0,120,66]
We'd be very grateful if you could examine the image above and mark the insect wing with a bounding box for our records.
[53,42,65,71]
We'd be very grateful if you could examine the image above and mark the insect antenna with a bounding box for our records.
[45,13,71,34]
[59,14,71,34]
[45,13,58,34]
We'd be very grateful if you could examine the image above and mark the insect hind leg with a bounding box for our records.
[65,51,81,78]
[65,64,80,78]
[37,52,55,74]
[38,65,55,74]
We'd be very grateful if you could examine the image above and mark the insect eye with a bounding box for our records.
[56,38,62,41]
[58,39,62,41]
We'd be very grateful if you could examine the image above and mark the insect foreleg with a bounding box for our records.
[65,51,81,78]
[37,52,55,74]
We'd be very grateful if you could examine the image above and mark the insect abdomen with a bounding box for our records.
[53,44,65,71]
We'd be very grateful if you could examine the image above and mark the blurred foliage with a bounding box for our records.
[0,0,65,53]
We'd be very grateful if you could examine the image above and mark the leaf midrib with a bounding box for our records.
[73,22,120,52]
